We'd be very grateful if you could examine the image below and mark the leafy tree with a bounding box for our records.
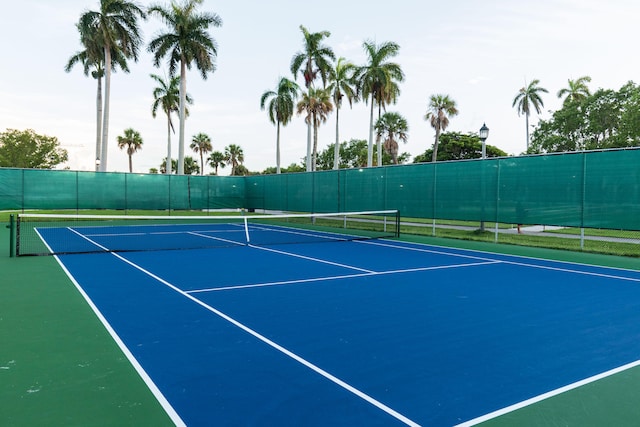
[159,155,199,174]
[375,112,408,165]
[354,40,404,167]
[424,94,458,162]
[151,73,193,175]
[148,0,222,175]
[224,144,244,176]
[512,79,548,151]
[618,82,640,147]
[0,129,68,169]
[413,132,507,162]
[207,150,226,175]
[233,164,250,176]
[529,101,586,153]
[190,132,212,175]
[262,163,305,174]
[530,81,640,153]
[315,139,409,170]
[260,77,300,174]
[79,0,146,171]
[557,76,591,105]
[327,57,358,170]
[290,25,335,171]
[116,128,143,172]
[296,87,333,171]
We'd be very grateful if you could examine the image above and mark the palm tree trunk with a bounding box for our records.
[166,111,172,175]
[367,98,374,167]
[178,59,187,175]
[525,112,530,151]
[128,154,133,173]
[376,103,383,167]
[312,115,318,172]
[276,120,281,174]
[432,125,441,162]
[100,46,112,172]
[306,121,312,172]
[200,152,204,175]
[333,106,340,170]
[95,75,102,171]
[390,136,398,165]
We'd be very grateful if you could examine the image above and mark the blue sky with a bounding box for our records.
[1,0,638,173]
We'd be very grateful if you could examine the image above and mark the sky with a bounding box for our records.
[1,0,638,175]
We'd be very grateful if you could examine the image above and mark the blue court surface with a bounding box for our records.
[39,222,640,426]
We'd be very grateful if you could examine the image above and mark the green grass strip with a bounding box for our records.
[0,223,174,426]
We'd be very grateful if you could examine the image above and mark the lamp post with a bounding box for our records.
[95,158,101,172]
[479,123,489,159]
[478,123,489,231]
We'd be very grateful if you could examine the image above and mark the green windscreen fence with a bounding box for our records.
[246,149,640,231]
[1,149,639,231]
[0,169,245,212]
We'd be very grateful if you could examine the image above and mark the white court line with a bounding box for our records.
[86,232,148,237]
[500,259,640,283]
[188,261,501,294]
[248,224,348,242]
[359,240,500,263]
[85,229,245,238]
[454,359,640,426]
[47,229,186,427]
[248,243,375,273]
[369,238,640,276]
[188,231,245,246]
[361,240,640,283]
[66,228,420,426]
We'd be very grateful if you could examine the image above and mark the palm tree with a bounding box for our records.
[425,94,459,162]
[66,23,116,171]
[183,156,200,175]
[224,144,244,176]
[354,40,404,167]
[79,0,146,172]
[151,73,193,175]
[297,87,334,171]
[557,76,591,105]
[207,151,226,175]
[190,132,212,175]
[512,79,549,151]
[160,157,177,173]
[290,25,335,171]
[116,128,143,172]
[161,156,199,174]
[327,58,358,170]
[148,0,222,175]
[260,77,300,174]
[375,112,408,165]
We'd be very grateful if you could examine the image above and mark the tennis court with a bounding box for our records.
[19,212,640,426]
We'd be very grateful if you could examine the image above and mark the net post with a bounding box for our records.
[8,214,16,257]
[395,210,401,238]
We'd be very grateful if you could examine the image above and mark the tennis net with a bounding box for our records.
[16,210,400,256]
